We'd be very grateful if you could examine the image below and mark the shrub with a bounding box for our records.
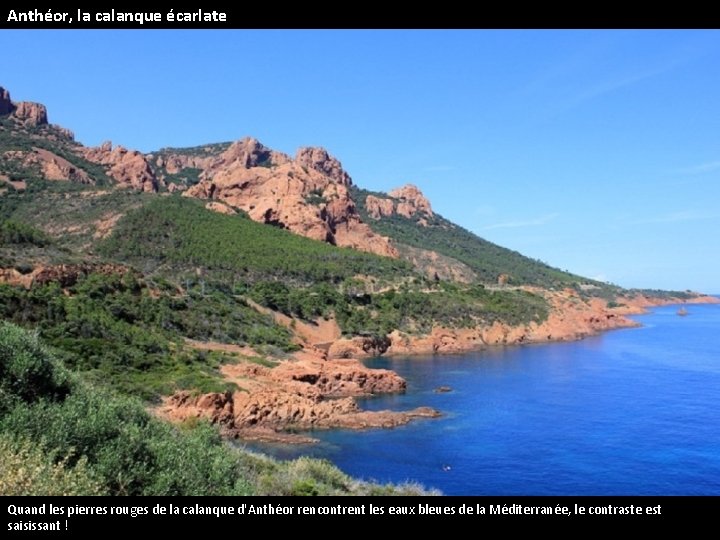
[0,322,70,404]
[0,434,106,495]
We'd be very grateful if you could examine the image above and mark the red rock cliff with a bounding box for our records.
[184,137,397,257]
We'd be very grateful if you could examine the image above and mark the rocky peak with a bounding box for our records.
[13,101,48,127]
[222,137,275,169]
[295,147,352,186]
[0,86,48,127]
[0,87,12,115]
[388,184,433,217]
[365,184,433,223]
[83,141,158,192]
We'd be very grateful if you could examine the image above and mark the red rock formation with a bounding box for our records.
[13,102,48,127]
[295,146,351,185]
[205,201,236,215]
[54,126,74,140]
[3,147,93,184]
[389,184,433,218]
[33,148,93,184]
[84,142,158,192]
[366,195,395,219]
[158,354,439,442]
[365,184,433,224]
[184,138,397,257]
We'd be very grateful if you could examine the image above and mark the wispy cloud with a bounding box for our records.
[547,65,675,118]
[516,35,691,123]
[672,161,720,176]
[483,212,559,231]
[629,210,719,225]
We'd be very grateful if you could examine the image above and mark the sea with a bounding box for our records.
[244,302,720,495]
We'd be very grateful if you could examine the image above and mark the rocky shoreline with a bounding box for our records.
[158,290,719,443]
[157,351,440,443]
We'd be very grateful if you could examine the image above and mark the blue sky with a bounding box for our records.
[2,30,719,292]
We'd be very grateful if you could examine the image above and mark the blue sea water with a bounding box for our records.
[245,303,720,495]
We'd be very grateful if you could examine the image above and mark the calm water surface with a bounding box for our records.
[245,303,720,494]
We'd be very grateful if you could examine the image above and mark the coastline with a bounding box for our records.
[159,290,719,443]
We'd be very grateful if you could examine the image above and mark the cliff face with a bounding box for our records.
[13,101,48,127]
[183,138,397,258]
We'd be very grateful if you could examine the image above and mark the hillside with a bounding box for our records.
[352,185,593,288]
[1,85,716,494]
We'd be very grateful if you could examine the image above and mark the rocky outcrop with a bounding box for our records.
[389,184,433,218]
[84,142,158,192]
[158,354,439,442]
[54,126,75,141]
[397,244,477,283]
[205,201,236,215]
[2,147,93,184]
[0,87,48,127]
[295,146,351,186]
[365,184,433,224]
[198,138,290,179]
[366,195,395,219]
[184,137,397,257]
[327,335,391,359]
[13,102,48,127]
[33,148,92,184]
[0,87,12,115]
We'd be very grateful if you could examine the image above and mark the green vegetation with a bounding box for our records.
[0,272,295,400]
[0,323,436,495]
[629,288,697,301]
[353,186,589,288]
[99,196,412,285]
[154,142,232,158]
[0,219,50,247]
[304,188,328,205]
[2,183,145,253]
[0,434,106,495]
[250,280,548,336]
[162,166,203,187]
